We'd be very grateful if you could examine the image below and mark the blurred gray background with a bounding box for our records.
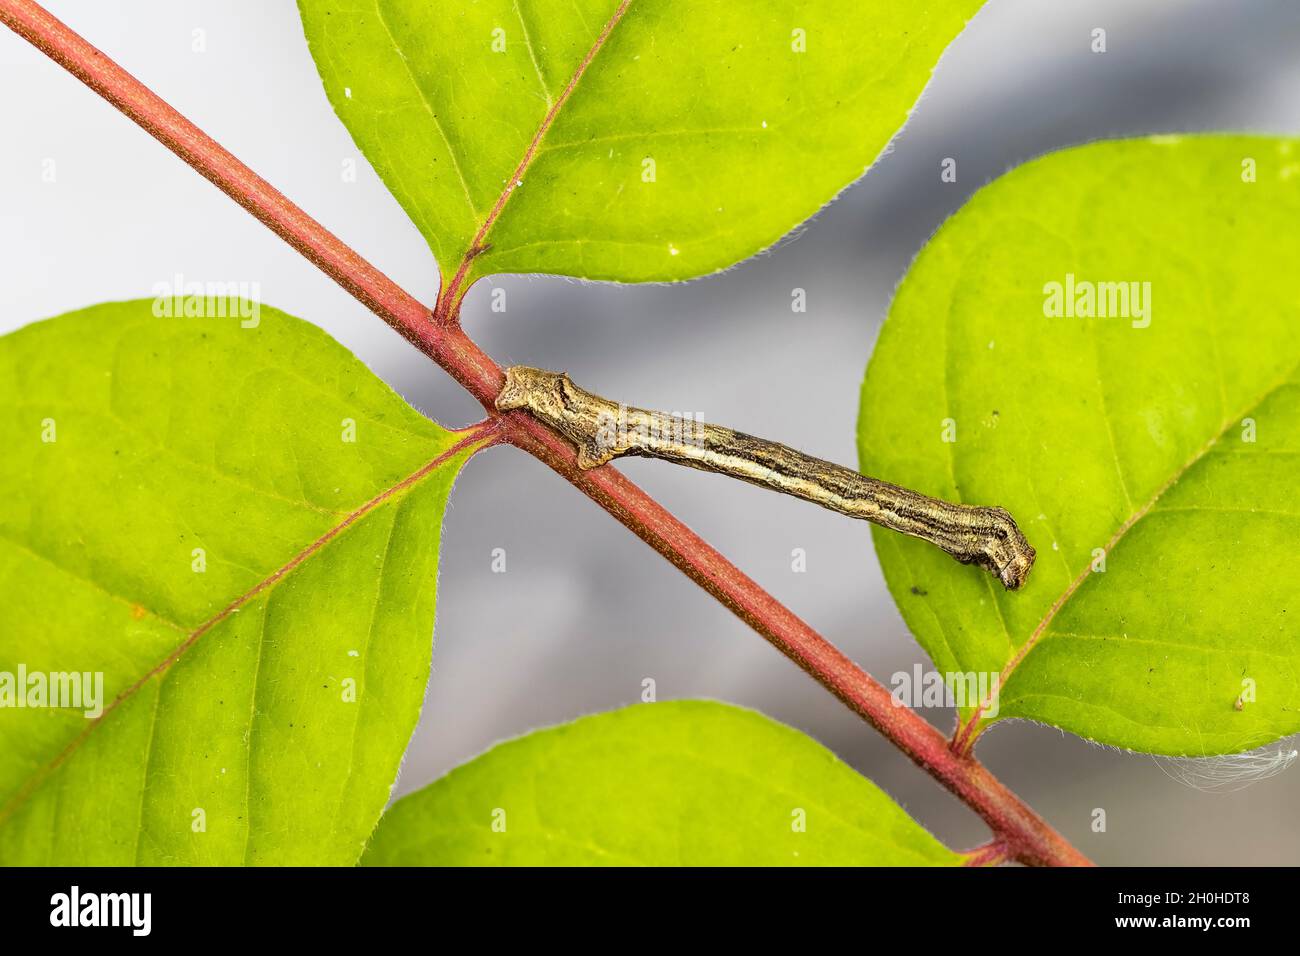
[3,1,1299,865]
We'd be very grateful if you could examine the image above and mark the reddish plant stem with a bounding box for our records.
[0,0,1091,867]
[963,840,1011,868]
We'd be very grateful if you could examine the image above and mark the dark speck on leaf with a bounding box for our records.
[910,585,928,596]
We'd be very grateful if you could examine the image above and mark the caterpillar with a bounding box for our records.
[496,366,1036,590]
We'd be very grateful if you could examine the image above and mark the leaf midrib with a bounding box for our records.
[0,432,483,830]
[988,356,1300,719]
[437,0,634,312]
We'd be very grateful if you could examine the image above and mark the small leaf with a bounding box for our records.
[0,301,482,864]
[362,700,960,865]
[858,135,1300,756]
[297,0,983,293]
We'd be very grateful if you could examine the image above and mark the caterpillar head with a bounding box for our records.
[979,507,1036,590]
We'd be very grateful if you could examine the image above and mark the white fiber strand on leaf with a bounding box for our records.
[1153,740,1299,794]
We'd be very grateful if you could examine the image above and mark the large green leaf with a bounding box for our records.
[0,301,482,865]
[858,135,1300,756]
[297,0,983,294]
[362,700,960,865]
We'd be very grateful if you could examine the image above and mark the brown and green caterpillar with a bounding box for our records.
[497,366,1035,590]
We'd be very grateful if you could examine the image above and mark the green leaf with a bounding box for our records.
[361,700,960,865]
[297,0,983,293]
[858,135,1300,756]
[0,301,482,865]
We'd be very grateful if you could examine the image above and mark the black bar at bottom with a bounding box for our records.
[0,865,1285,941]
